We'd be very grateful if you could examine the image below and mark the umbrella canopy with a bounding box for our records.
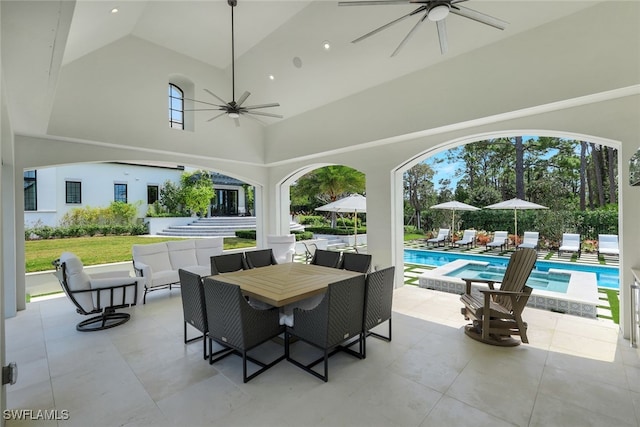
[315,194,366,245]
[429,201,480,235]
[484,198,548,243]
[315,194,366,213]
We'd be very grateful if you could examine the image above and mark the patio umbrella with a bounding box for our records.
[315,194,366,245]
[429,201,480,236]
[484,198,548,244]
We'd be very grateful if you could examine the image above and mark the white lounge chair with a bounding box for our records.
[518,231,539,251]
[597,234,619,258]
[486,231,508,251]
[454,230,476,249]
[558,233,581,258]
[427,228,450,247]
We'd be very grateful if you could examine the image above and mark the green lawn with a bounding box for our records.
[25,236,256,273]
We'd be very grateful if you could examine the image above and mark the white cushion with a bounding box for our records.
[195,237,223,266]
[132,242,171,274]
[90,274,143,307]
[149,270,180,288]
[167,240,198,270]
[59,252,94,312]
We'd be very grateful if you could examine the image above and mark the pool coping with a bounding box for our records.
[418,259,599,319]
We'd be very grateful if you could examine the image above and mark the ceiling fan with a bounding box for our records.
[338,0,508,56]
[188,0,282,127]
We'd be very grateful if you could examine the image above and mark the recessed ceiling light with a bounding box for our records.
[111,8,119,14]
[322,40,331,50]
[268,74,275,81]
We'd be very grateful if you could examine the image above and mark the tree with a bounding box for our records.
[403,163,435,230]
[290,165,365,226]
[159,180,187,216]
[181,170,215,217]
[515,136,525,199]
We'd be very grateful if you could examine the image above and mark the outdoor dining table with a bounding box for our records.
[209,262,364,307]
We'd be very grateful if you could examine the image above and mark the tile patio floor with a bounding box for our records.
[5,280,639,427]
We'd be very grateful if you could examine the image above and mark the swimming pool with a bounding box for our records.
[404,249,619,290]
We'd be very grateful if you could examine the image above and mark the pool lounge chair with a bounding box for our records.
[453,230,476,249]
[518,231,539,251]
[427,228,450,247]
[558,233,581,258]
[597,234,619,258]
[486,231,508,251]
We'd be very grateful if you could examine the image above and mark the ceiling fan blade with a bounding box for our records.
[450,0,470,4]
[236,91,251,107]
[339,0,409,6]
[450,5,508,30]
[242,113,268,126]
[183,97,225,108]
[184,108,226,112]
[436,19,448,54]
[242,103,281,110]
[391,11,428,57]
[203,89,230,105]
[206,112,227,122]
[245,110,284,119]
[352,6,426,44]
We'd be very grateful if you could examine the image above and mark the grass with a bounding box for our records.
[25,236,256,273]
[404,233,425,241]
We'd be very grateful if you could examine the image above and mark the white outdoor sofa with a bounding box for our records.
[132,238,223,303]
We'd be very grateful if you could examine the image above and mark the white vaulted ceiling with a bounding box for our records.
[2,0,605,135]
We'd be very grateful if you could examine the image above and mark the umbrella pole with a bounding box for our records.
[451,210,455,238]
[514,209,518,247]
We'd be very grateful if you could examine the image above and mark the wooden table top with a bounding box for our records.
[209,263,364,307]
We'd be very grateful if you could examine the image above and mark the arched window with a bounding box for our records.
[169,83,184,129]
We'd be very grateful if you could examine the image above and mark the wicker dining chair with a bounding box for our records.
[340,252,372,273]
[245,249,278,269]
[362,266,395,358]
[202,278,285,383]
[210,253,248,275]
[178,269,209,360]
[310,249,341,268]
[285,275,366,382]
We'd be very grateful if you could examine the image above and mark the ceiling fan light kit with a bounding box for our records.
[338,0,508,56]
[427,4,450,21]
[189,0,282,127]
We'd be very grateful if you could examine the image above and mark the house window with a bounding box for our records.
[65,181,82,204]
[147,185,159,204]
[114,183,127,203]
[169,83,184,129]
[24,170,37,211]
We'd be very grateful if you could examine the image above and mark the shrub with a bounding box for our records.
[291,230,313,241]
[304,226,366,235]
[297,215,328,226]
[235,230,257,239]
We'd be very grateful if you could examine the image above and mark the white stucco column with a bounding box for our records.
[363,166,399,283]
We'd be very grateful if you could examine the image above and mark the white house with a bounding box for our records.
[23,163,249,227]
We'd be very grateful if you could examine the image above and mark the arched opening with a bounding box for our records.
[19,158,266,304]
[393,130,622,320]
[276,163,367,253]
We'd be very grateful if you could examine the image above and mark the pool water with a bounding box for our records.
[445,263,571,293]
[404,249,619,290]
